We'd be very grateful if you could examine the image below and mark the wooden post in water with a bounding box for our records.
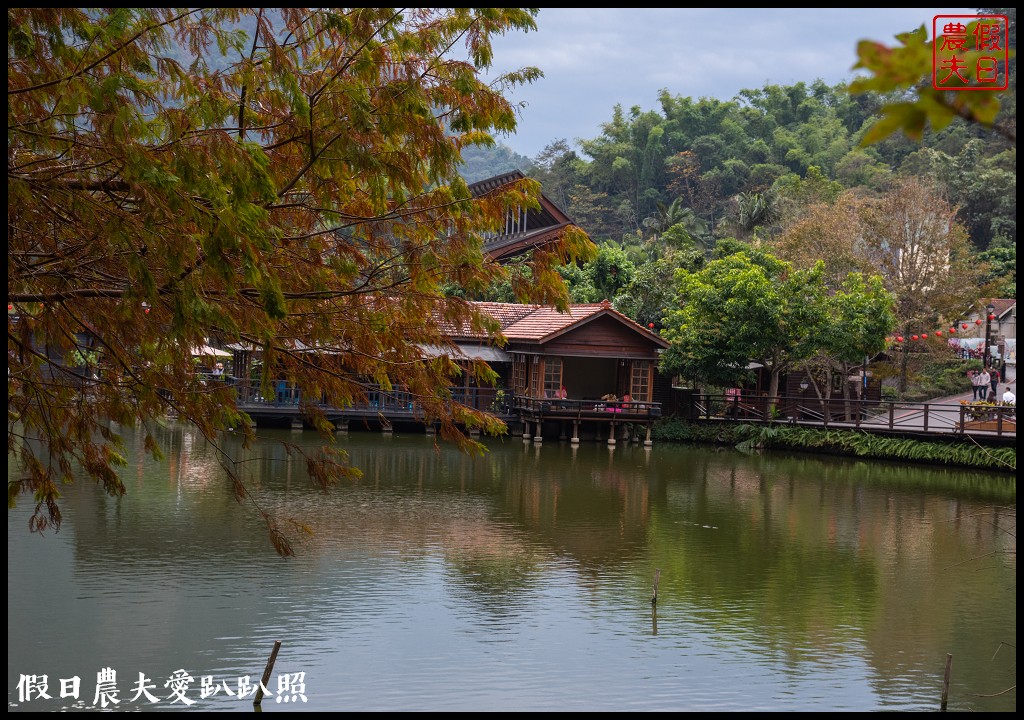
[940,653,952,711]
[254,640,282,708]
[651,568,661,605]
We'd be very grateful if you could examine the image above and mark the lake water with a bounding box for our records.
[7,423,1017,712]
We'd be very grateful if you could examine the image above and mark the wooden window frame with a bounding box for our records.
[543,357,562,398]
[630,360,651,402]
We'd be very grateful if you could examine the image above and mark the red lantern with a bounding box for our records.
[144,308,150,314]
[976,318,983,325]
[648,322,654,329]
[896,336,904,343]
[911,334,919,341]
[921,333,928,339]
[935,331,942,337]
[962,323,968,330]
[988,313,995,321]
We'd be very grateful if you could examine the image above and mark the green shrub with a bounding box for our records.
[653,419,1015,472]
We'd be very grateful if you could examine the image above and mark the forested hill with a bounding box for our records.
[460,10,1015,270]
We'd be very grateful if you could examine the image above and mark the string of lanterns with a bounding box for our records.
[886,314,993,344]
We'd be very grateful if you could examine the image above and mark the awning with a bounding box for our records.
[416,343,511,363]
[191,344,231,358]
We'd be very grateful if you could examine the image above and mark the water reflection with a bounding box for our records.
[8,423,1016,712]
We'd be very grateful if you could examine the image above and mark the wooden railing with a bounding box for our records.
[688,392,1015,437]
[217,377,510,415]
[194,379,1015,437]
[511,395,662,419]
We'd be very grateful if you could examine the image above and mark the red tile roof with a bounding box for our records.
[447,300,669,348]
[987,298,1016,318]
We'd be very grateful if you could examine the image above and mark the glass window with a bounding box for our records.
[529,356,541,397]
[512,355,527,393]
[630,360,650,402]
[543,357,562,398]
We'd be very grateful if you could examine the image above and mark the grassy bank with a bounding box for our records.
[652,419,1016,473]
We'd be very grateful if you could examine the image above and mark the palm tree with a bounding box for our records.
[643,198,689,238]
[734,190,781,238]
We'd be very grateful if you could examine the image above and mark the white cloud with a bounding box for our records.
[484,7,975,158]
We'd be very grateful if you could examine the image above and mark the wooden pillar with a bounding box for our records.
[570,420,580,445]
[607,422,616,446]
[533,419,543,443]
[644,422,653,447]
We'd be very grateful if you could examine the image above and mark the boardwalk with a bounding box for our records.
[209,376,1015,443]
[689,384,1016,441]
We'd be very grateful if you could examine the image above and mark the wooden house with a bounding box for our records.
[473,170,578,262]
[435,299,672,444]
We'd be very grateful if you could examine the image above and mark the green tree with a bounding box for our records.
[730,189,781,240]
[526,139,584,217]
[976,234,1017,297]
[797,273,896,417]
[559,242,636,303]
[8,8,594,554]
[660,250,828,400]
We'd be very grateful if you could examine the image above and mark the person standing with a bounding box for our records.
[969,370,983,400]
[988,366,1000,400]
[1002,386,1015,405]
[977,368,991,400]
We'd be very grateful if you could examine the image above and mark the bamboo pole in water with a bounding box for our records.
[651,568,661,605]
[940,653,952,711]
[254,640,282,707]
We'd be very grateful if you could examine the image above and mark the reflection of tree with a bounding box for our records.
[50,428,1016,709]
[444,550,545,616]
[642,451,1015,703]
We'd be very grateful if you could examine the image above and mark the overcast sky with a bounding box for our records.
[483,8,977,159]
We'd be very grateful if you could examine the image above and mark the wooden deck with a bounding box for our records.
[686,393,1016,442]
[511,396,662,445]
[204,378,1016,444]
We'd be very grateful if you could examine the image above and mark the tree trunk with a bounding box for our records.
[898,347,909,393]
[768,367,782,417]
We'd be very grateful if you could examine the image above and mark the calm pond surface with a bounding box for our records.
[7,423,1017,712]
